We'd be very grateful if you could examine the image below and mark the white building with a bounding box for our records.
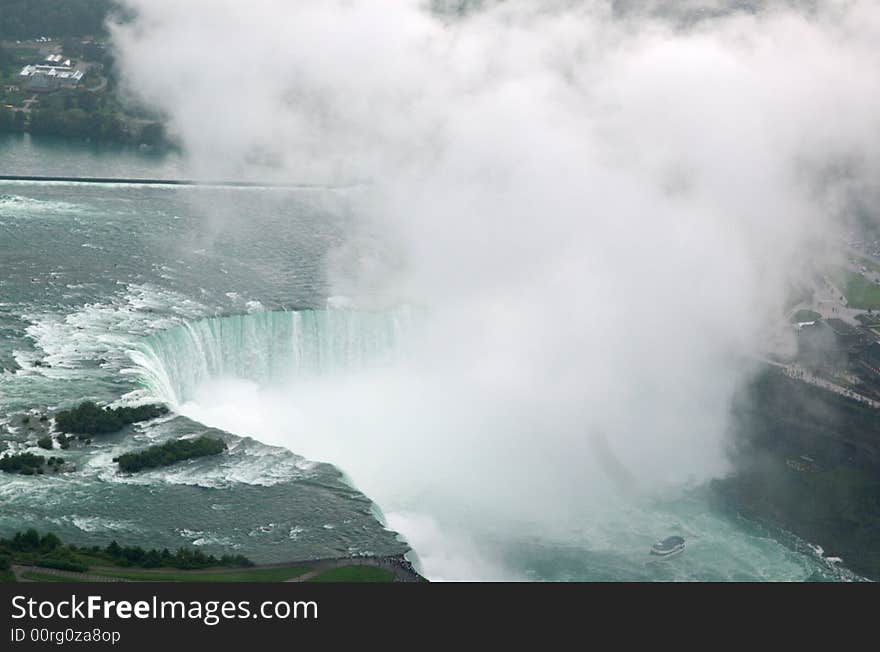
[19,58,84,92]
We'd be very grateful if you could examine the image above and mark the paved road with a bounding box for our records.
[13,564,126,582]
[786,275,864,326]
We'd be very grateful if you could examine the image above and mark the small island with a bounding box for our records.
[113,436,227,472]
[55,401,169,435]
[0,452,72,475]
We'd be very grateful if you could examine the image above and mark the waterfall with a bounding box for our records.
[128,307,414,407]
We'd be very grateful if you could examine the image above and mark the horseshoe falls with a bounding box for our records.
[0,137,864,582]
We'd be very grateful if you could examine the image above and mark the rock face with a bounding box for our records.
[714,368,880,580]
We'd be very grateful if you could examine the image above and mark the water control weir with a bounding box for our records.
[0,175,362,189]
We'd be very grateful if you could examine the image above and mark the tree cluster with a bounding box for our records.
[55,401,169,435]
[0,1,113,40]
[0,529,254,571]
[0,452,68,475]
[102,540,253,569]
[114,437,227,473]
[0,452,45,475]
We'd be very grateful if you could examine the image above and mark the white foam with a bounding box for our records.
[288,526,305,540]
[56,515,143,534]
[0,193,84,217]
[177,529,237,548]
[20,283,209,380]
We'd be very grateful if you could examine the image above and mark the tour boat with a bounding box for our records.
[650,536,685,557]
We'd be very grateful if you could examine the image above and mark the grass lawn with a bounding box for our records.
[90,566,308,582]
[69,552,117,567]
[22,571,89,582]
[790,309,821,323]
[8,47,39,58]
[858,257,880,274]
[842,271,880,309]
[307,566,394,583]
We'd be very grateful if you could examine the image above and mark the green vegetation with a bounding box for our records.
[0,452,45,475]
[841,271,880,310]
[308,566,395,583]
[91,567,309,583]
[0,452,68,475]
[0,529,255,582]
[0,1,113,40]
[22,571,87,582]
[790,309,821,323]
[0,2,169,147]
[114,436,227,473]
[2,530,68,566]
[55,401,168,435]
[2,98,168,146]
[22,87,168,144]
[857,257,880,275]
[101,538,252,569]
[0,530,416,584]
[0,554,14,582]
[36,558,88,573]
[36,435,52,450]
[29,102,127,142]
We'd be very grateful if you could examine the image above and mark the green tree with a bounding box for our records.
[0,1,113,40]
[11,529,40,551]
[39,532,61,552]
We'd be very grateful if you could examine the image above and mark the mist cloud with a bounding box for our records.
[112,1,880,579]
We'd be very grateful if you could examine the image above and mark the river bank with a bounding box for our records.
[713,366,880,580]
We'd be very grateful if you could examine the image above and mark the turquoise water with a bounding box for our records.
[0,134,407,563]
[0,134,861,580]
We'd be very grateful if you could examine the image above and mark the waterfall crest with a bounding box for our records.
[129,307,414,406]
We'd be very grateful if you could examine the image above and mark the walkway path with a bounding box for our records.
[283,556,422,583]
[12,555,422,583]
[12,564,126,582]
[762,358,880,409]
